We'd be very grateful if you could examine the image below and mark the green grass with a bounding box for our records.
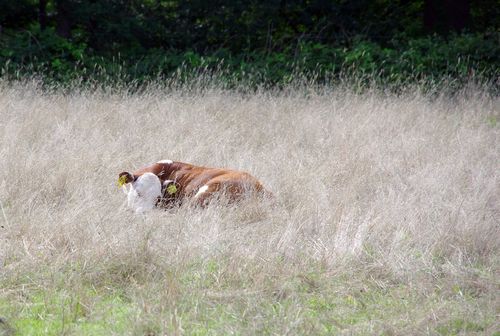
[1,288,137,335]
[1,264,497,335]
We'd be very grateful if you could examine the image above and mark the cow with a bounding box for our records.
[118,160,271,213]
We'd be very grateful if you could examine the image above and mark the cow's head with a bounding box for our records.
[119,172,162,213]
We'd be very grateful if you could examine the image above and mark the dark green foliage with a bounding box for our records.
[0,0,498,86]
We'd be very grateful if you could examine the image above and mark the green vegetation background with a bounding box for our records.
[1,0,499,86]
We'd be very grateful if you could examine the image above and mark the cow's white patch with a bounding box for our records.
[157,159,173,164]
[162,179,174,186]
[127,172,162,213]
[195,185,209,197]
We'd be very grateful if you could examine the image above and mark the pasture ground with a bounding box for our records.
[0,80,498,335]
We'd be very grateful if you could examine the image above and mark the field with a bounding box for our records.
[0,80,498,335]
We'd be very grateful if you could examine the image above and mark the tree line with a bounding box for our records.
[1,0,499,85]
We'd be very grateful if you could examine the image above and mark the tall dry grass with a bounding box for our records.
[0,79,498,334]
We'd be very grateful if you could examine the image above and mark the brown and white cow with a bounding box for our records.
[118,160,271,212]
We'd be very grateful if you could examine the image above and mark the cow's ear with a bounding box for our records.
[118,172,134,186]
[162,180,179,196]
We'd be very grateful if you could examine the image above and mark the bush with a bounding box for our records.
[1,27,498,88]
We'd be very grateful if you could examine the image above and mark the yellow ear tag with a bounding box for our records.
[118,175,128,187]
[166,184,177,195]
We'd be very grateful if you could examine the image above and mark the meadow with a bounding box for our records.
[0,79,498,335]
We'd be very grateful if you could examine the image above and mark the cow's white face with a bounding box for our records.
[126,172,162,213]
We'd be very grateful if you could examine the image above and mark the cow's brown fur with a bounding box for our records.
[119,161,271,207]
